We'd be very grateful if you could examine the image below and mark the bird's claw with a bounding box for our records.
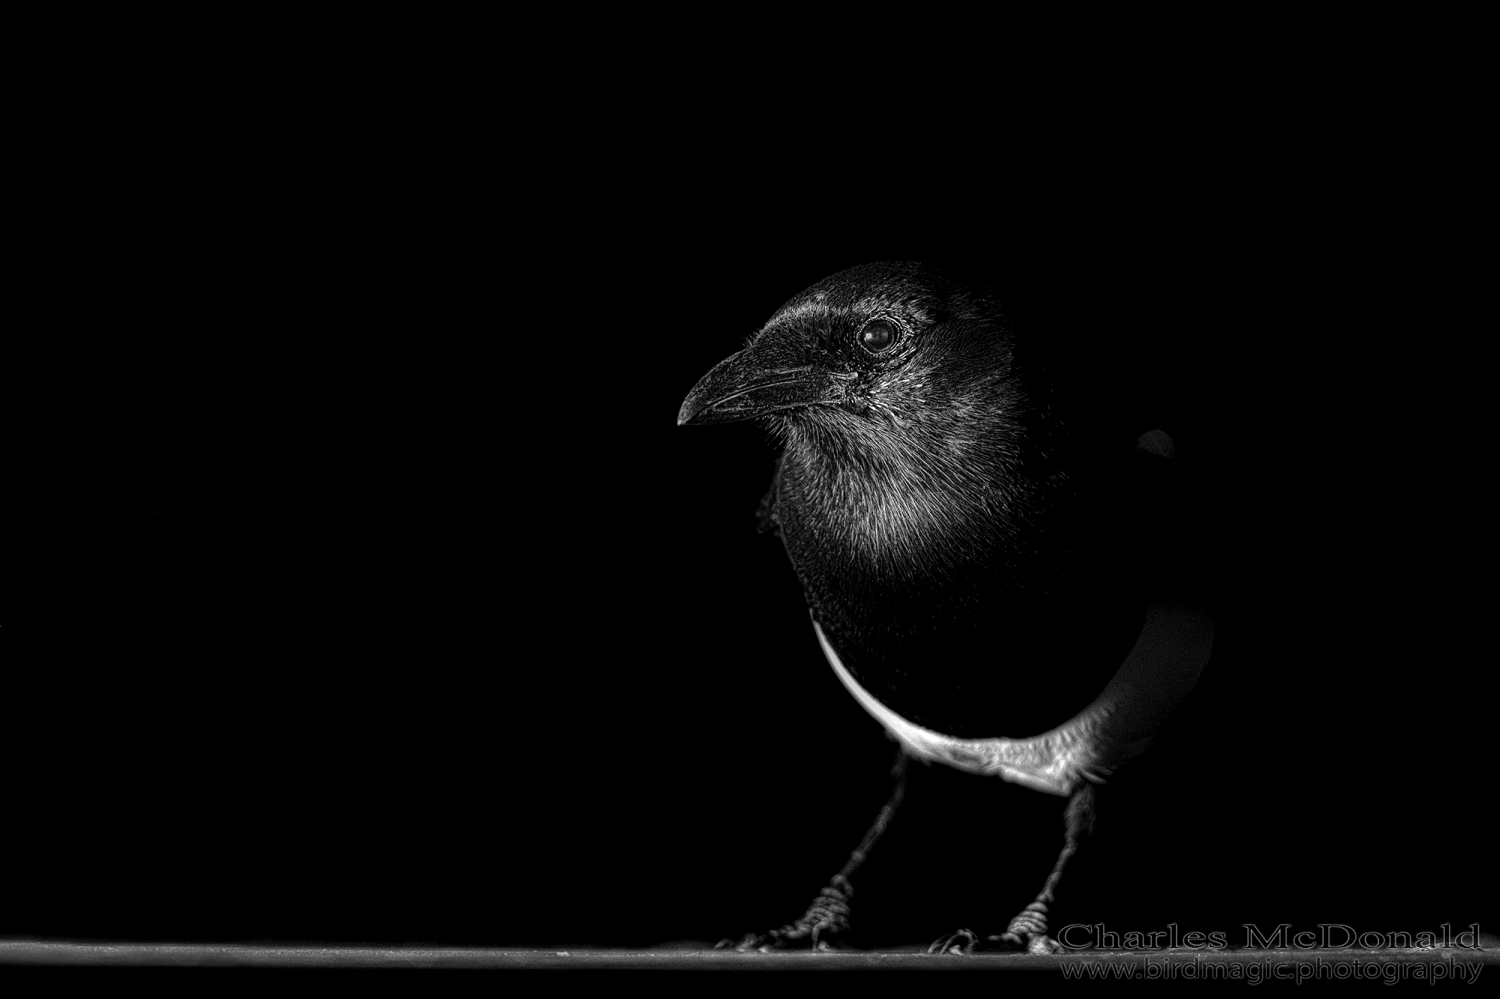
[997,900,1064,954]
[714,876,854,952]
[929,928,980,955]
[928,928,1062,955]
[714,933,762,951]
[930,900,1066,955]
[713,921,846,953]
[998,930,1064,955]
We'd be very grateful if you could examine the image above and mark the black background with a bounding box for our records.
[7,117,1491,954]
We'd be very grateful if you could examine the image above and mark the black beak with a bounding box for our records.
[678,341,848,426]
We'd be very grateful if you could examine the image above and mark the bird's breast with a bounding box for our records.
[774,459,1146,740]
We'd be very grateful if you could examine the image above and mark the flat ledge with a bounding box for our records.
[3,941,1497,971]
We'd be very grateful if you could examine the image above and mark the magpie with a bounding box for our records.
[678,261,1214,954]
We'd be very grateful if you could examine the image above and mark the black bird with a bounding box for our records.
[678,262,1214,954]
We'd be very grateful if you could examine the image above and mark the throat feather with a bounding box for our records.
[784,430,1009,565]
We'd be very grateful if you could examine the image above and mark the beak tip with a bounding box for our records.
[680,347,828,428]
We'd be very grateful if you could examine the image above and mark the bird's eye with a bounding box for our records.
[860,320,898,354]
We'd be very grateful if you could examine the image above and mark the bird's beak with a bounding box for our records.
[678,342,846,427]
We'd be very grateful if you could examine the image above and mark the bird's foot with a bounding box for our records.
[995,901,1064,954]
[928,928,980,955]
[928,903,1063,956]
[713,875,853,952]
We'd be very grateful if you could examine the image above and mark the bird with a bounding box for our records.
[677,261,1214,954]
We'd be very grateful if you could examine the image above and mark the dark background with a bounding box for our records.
[7,118,1491,953]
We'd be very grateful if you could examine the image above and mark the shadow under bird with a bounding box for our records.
[678,261,1215,954]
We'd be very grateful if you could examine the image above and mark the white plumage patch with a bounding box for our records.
[812,592,1214,796]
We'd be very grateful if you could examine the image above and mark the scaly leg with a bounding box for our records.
[931,783,1097,955]
[722,750,909,951]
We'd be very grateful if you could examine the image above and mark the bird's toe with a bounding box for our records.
[716,906,853,952]
[729,875,854,950]
[1028,934,1064,955]
[929,928,980,955]
[760,915,851,951]
[713,933,762,952]
[993,900,1063,954]
[993,930,1064,955]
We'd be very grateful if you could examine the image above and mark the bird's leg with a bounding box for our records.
[995,783,1096,954]
[721,749,908,952]
[931,783,1097,955]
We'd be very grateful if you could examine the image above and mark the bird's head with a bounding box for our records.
[680,262,1061,565]
[679,261,1019,432]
